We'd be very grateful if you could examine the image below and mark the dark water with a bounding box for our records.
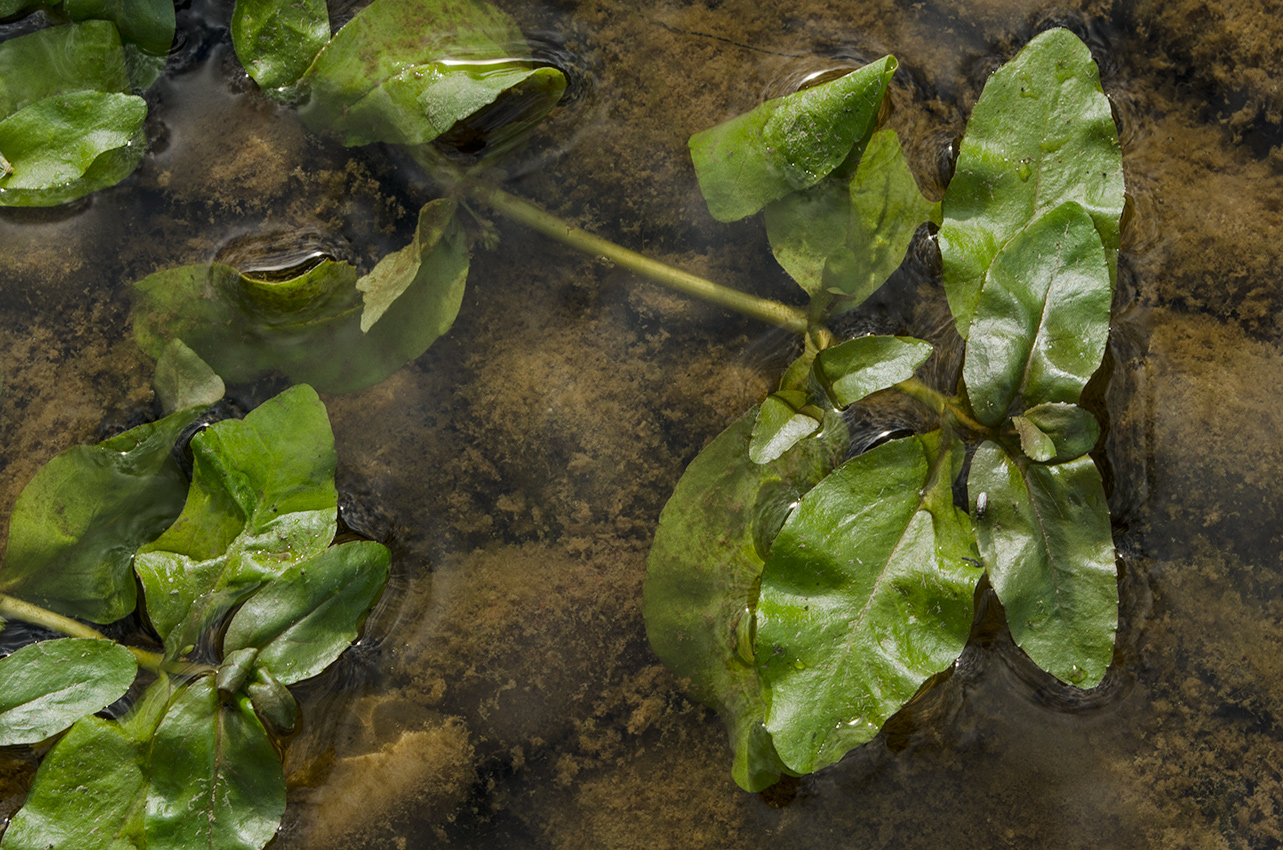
[2,1,1282,848]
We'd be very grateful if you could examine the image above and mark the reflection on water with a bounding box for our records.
[2,0,1283,848]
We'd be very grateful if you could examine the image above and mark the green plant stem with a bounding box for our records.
[0,593,168,675]
[895,378,991,436]
[411,151,810,334]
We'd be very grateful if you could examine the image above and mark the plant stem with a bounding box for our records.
[410,150,810,334]
[0,594,167,674]
[895,378,991,436]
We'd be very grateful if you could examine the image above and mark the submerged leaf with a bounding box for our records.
[766,128,939,299]
[644,407,847,791]
[132,199,469,394]
[65,0,176,56]
[0,638,137,746]
[224,540,389,684]
[153,339,225,414]
[690,57,896,222]
[0,715,147,850]
[756,432,981,774]
[969,441,1117,686]
[0,21,131,119]
[2,406,205,623]
[145,678,285,850]
[813,334,933,408]
[231,0,330,95]
[135,385,338,657]
[961,202,1111,426]
[939,28,1123,338]
[298,0,565,147]
[1017,401,1100,462]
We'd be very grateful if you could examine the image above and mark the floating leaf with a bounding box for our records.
[0,21,130,119]
[298,0,565,147]
[2,406,204,623]
[961,202,1111,427]
[231,0,329,95]
[0,715,147,850]
[644,407,847,791]
[65,0,175,56]
[748,391,823,465]
[132,199,469,394]
[813,334,933,408]
[0,90,146,207]
[765,128,939,298]
[969,441,1116,686]
[690,57,896,222]
[939,28,1123,338]
[224,540,389,685]
[756,432,981,774]
[1015,401,1100,462]
[0,638,137,746]
[135,385,338,657]
[154,339,225,414]
[145,677,285,850]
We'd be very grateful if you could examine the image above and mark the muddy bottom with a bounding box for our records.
[1,0,1282,848]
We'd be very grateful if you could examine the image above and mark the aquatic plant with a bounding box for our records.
[0,350,388,849]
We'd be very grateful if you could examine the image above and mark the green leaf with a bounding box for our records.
[756,432,982,774]
[224,540,389,685]
[748,391,822,465]
[969,441,1116,686]
[135,385,338,657]
[244,667,298,730]
[961,202,1111,426]
[153,339,225,415]
[132,199,470,394]
[231,0,329,95]
[297,0,566,147]
[0,90,146,207]
[0,716,147,850]
[65,0,175,56]
[0,638,137,746]
[643,407,847,791]
[1,406,203,623]
[0,0,42,16]
[939,28,1124,338]
[0,21,131,119]
[765,128,939,299]
[1015,401,1100,462]
[690,57,897,222]
[813,334,933,408]
[1012,415,1056,462]
[145,677,285,850]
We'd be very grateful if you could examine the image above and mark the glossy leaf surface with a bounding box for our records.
[961,202,1111,426]
[132,199,469,393]
[2,406,202,623]
[969,441,1116,686]
[0,639,137,746]
[231,0,330,94]
[765,128,939,299]
[65,0,176,55]
[748,390,822,465]
[1015,401,1100,463]
[690,57,896,222]
[939,28,1123,338]
[298,0,565,146]
[756,432,981,773]
[135,385,338,657]
[0,90,146,207]
[225,540,389,684]
[145,678,285,850]
[0,716,146,850]
[813,334,933,408]
[644,408,847,790]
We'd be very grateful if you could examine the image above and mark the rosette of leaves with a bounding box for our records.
[0,13,167,207]
[0,372,389,849]
[132,197,470,394]
[645,28,1123,789]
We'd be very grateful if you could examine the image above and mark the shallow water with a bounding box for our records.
[2,0,1283,848]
